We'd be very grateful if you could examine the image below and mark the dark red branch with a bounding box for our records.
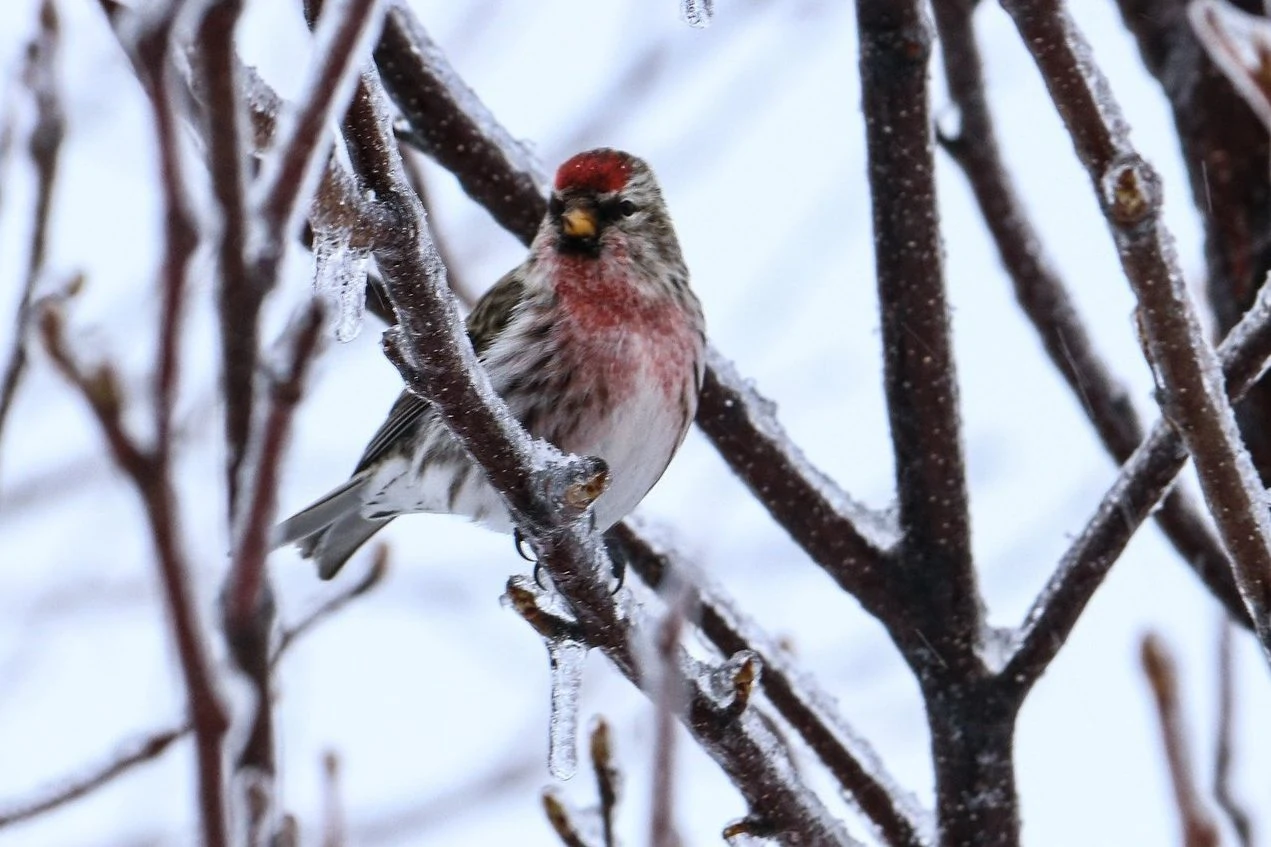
[1002,0,1271,651]
[40,309,228,847]
[222,302,324,785]
[933,0,1249,627]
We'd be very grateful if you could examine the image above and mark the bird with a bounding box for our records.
[274,148,706,579]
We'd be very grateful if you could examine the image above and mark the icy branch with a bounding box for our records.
[611,525,931,846]
[1002,0,1271,659]
[1005,277,1271,692]
[932,0,1249,627]
[856,0,983,672]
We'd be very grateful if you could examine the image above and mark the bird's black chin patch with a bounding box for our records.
[557,234,601,257]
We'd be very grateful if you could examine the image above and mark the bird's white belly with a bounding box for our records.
[562,364,686,530]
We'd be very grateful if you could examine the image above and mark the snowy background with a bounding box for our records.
[1,0,1269,844]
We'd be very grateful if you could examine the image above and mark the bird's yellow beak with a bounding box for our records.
[561,206,598,239]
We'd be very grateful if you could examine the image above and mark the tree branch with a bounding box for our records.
[1002,0,1271,656]
[933,0,1250,627]
[1005,272,1271,691]
[857,0,981,675]
[610,524,930,847]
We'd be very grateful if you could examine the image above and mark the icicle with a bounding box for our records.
[681,0,714,29]
[546,638,588,779]
[311,227,369,342]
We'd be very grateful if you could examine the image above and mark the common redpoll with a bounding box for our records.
[275,149,706,579]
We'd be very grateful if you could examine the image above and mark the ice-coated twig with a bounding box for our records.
[341,70,854,844]
[257,0,383,252]
[1005,277,1271,691]
[190,0,253,513]
[698,352,899,616]
[0,0,63,466]
[611,524,931,846]
[542,789,598,847]
[1213,619,1254,846]
[1003,0,1271,659]
[1114,0,1271,486]
[370,4,895,608]
[0,724,186,828]
[932,0,1250,627]
[1140,633,1222,847]
[373,2,547,241]
[274,545,388,663]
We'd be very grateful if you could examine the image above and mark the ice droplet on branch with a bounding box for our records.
[547,638,588,779]
[312,226,369,342]
[681,0,714,28]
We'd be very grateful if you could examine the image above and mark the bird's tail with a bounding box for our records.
[272,473,393,580]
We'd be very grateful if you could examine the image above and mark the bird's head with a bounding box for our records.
[545,149,678,267]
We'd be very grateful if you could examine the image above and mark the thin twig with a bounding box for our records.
[933,0,1250,627]
[1140,633,1221,847]
[192,0,253,514]
[273,545,389,662]
[40,308,228,847]
[0,725,186,828]
[1116,0,1271,487]
[1002,0,1271,658]
[589,720,619,847]
[321,751,346,847]
[649,584,688,847]
[0,0,64,467]
[1213,617,1254,846]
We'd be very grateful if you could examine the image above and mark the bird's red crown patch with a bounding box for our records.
[555,149,634,193]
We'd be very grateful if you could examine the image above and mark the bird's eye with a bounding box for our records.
[549,196,564,216]
[619,200,638,217]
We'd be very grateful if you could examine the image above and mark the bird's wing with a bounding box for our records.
[353,267,528,473]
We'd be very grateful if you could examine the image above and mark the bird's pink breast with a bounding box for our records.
[549,255,698,403]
